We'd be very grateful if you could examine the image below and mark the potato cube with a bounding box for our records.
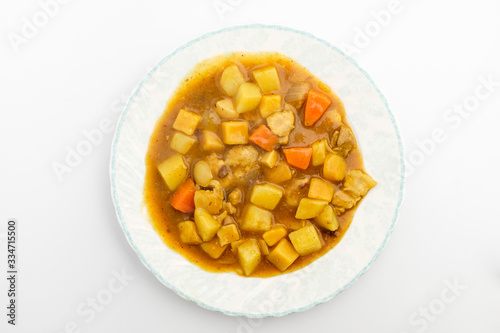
[215,99,239,119]
[241,204,274,232]
[266,238,299,271]
[157,154,187,191]
[234,83,262,113]
[259,239,270,255]
[193,161,213,187]
[178,221,202,245]
[262,225,288,247]
[252,65,281,93]
[249,183,283,210]
[289,225,323,256]
[260,150,279,168]
[314,205,339,231]
[194,208,221,242]
[217,224,240,246]
[173,109,202,136]
[194,190,223,214]
[308,178,335,202]
[259,94,282,118]
[288,219,307,231]
[237,239,261,276]
[220,64,246,97]
[200,131,225,152]
[221,121,248,145]
[311,139,328,166]
[170,132,196,155]
[230,239,246,252]
[263,161,293,184]
[200,237,228,259]
[323,153,347,182]
[295,198,329,219]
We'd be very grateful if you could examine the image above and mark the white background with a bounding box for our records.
[1,0,499,332]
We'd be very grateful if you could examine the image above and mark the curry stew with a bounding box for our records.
[144,53,376,277]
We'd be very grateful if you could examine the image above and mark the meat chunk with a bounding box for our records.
[225,145,259,168]
[285,177,310,207]
[331,126,356,157]
[194,180,225,214]
[267,104,295,144]
[343,170,377,198]
[332,190,358,214]
[205,153,234,189]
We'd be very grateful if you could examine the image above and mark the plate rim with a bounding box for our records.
[109,23,406,317]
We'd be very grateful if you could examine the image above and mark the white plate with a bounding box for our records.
[110,24,405,317]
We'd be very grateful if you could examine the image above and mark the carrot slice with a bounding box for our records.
[283,147,313,170]
[170,178,196,213]
[304,89,332,126]
[249,124,279,151]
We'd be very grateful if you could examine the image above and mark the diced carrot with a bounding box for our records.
[283,147,313,170]
[170,178,196,213]
[248,124,279,151]
[304,89,332,126]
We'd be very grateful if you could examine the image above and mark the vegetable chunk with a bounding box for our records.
[200,237,228,259]
[238,239,262,276]
[263,161,293,184]
[241,204,274,232]
[283,147,313,170]
[249,125,279,151]
[170,132,196,155]
[200,131,225,152]
[304,89,332,126]
[295,198,328,219]
[235,83,262,113]
[220,64,245,97]
[260,150,279,168]
[215,99,240,119]
[266,238,299,271]
[323,153,347,182]
[259,94,282,118]
[314,205,339,231]
[157,154,187,191]
[193,161,213,187]
[217,224,240,246]
[170,178,196,213]
[250,183,283,210]
[178,221,203,245]
[173,109,202,135]
[308,177,335,202]
[252,65,281,93]
[194,208,221,242]
[289,225,323,256]
[221,121,249,145]
[311,139,329,166]
[262,225,287,247]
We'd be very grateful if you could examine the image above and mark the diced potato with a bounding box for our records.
[234,83,262,113]
[178,221,202,245]
[260,150,279,168]
[289,225,323,256]
[221,121,249,145]
[194,190,223,214]
[215,99,239,119]
[193,160,213,187]
[259,94,282,118]
[311,139,328,166]
[295,198,329,219]
[323,153,347,182]
[200,131,225,152]
[249,183,283,210]
[157,154,187,191]
[262,225,287,247]
[237,239,261,276]
[220,64,246,97]
[259,239,270,255]
[252,65,281,93]
[266,238,299,271]
[288,219,307,231]
[241,204,274,232]
[230,239,246,252]
[200,237,228,259]
[194,208,221,242]
[217,224,240,246]
[170,132,196,155]
[172,109,202,136]
[263,161,293,184]
[308,178,335,202]
[314,205,339,231]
